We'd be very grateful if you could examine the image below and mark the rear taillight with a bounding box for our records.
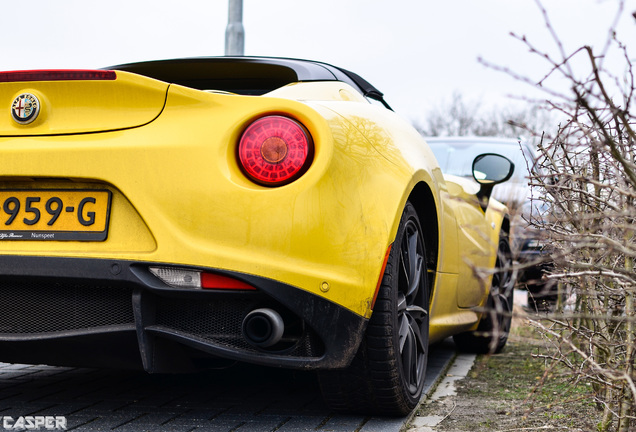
[0,70,116,82]
[238,115,313,186]
[149,267,256,291]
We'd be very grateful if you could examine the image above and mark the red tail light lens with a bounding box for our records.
[0,70,116,83]
[238,116,313,186]
[201,273,256,290]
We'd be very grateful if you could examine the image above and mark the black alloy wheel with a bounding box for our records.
[318,202,430,415]
[396,213,429,396]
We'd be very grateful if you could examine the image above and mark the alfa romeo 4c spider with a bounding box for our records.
[0,57,515,415]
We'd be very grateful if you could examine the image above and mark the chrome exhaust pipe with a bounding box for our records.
[242,308,284,348]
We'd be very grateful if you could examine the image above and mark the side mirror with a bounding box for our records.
[472,153,515,210]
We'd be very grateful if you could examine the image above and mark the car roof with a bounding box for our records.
[425,136,535,153]
[425,136,524,145]
[107,56,387,103]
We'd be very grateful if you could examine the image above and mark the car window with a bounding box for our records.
[427,141,535,184]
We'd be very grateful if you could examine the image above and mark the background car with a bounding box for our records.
[426,137,555,309]
[1,58,514,415]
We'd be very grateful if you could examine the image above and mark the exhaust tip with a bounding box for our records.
[242,308,284,348]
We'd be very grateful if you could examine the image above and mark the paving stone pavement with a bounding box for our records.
[0,341,455,431]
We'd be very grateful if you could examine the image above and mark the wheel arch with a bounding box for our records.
[501,213,511,237]
[406,181,439,298]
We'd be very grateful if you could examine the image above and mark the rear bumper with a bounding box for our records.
[0,256,367,372]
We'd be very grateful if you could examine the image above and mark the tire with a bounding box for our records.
[453,233,515,354]
[318,202,429,415]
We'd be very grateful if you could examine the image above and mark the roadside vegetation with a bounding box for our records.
[419,1,636,430]
[416,314,600,431]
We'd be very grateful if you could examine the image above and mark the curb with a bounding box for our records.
[399,339,459,432]
[405,352,477,431]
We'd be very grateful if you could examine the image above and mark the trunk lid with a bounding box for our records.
[1,70,168,136]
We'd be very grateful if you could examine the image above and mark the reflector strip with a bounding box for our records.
[201,272,256,290]
[0,70,117,82]
[370,244,393,313]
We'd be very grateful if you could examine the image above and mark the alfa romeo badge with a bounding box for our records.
[11,93,40,125]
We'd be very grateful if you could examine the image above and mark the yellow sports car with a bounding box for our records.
[0,57,515,415]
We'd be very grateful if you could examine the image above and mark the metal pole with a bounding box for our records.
[225,0,245,56]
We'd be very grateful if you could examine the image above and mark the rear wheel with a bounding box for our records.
[454,233,514,354]
[318,202,429,415]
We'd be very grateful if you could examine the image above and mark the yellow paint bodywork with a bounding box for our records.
[1,73,167,135]
[0,74,507,341]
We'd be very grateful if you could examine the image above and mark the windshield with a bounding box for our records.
[427,139,535,184]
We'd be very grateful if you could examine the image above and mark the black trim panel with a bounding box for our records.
[107,56,386,104]
[0,256,367,372]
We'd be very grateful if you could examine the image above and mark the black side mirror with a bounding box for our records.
[472,153,515,210]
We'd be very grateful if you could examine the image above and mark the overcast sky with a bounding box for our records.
[2,1,635,123]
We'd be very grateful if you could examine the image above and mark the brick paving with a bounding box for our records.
[0,341,455,431]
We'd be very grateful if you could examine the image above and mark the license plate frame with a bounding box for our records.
[0,189,112,241]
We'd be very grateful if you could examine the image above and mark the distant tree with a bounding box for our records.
[415,91,554,139]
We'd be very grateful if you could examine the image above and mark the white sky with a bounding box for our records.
[2,0,635,124]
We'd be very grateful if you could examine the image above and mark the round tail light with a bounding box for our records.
[238,115,313,186]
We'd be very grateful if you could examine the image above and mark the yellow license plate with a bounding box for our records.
[0,190,112,241]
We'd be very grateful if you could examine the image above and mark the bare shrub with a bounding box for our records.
[499,1,636,430]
